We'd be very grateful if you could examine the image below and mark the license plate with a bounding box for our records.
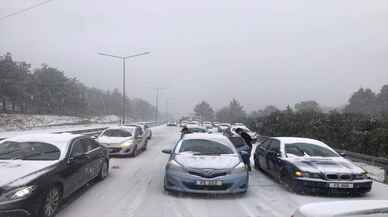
[196,180,223,186]
[329,183,354,188]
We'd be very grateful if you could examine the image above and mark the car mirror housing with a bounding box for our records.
[339,152,346,157]
[162,149,172,154]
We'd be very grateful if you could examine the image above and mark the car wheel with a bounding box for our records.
[143,140,148,151]
[131,145,138,157]
[97,160,109,180]
[149,133,152,140]
[39,185,62,217]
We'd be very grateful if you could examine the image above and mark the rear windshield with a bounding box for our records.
[0,141,61,160]
[285,143,339,158]
[179,139,234,155]
[102,129,132,137]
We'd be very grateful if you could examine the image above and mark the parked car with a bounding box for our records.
[0,133,109,217]
[253,137,372,195]
[162,133,249,194]
[125,123,152,140]
[97,126,148,156]
[167,121,177,127]
[292,200,388,217]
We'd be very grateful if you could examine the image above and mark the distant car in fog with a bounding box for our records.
[162,133,249,194]
[292,200,388,217]
[0,133,109,217]
[167,121,177,126]
[97,126,148,156]
[254,137,372,195]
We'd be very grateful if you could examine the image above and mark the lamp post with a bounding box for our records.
[98,51,150,124]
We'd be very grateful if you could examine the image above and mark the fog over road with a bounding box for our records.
[56,126,388,217]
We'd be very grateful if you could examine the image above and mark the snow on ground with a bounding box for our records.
[353,161,386,183]
[0,113,120,132]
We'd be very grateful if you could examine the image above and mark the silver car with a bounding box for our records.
[162,133,249,194]
[97,126,148,157]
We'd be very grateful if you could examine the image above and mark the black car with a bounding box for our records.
[253,137,372,195]
[0,133,110,217]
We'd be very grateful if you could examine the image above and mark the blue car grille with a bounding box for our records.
[183,182,232,191]
[188,169,228,178]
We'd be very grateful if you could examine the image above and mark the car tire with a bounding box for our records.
[143,140,148,151]
[148,133,152,140]
[131,145,138,157]
[39,185,62,217]
[97,160,109,180]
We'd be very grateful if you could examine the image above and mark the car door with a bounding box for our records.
[65,139,90,194]
[266,139,282,177]
[82,138,104,181]
[256,139,270,170]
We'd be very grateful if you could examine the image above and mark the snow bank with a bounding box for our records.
[353,161,385,182]
[0,113,120,132]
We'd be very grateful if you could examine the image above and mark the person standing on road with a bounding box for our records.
[235,128,253,171]
[180,126,190,139]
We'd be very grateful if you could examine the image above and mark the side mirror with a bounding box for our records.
[68,153,88,163]
[239,150,249,157]
[339,152,346,157]
[161,149,172,154]
[90,135,97,139]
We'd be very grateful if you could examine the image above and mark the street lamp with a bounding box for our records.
[98,51,150,124]
[154,87,167,123]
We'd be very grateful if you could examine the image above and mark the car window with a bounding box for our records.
[268,140,280,153]
[82,138,99,152]
[228,136,247,148]
[260,139,271,150]
[138,127,144,136]
[178,139,235,155]
[70,140,87,157]
[102,129,132,137]
[0,141,61,160]
[285,143,339,158]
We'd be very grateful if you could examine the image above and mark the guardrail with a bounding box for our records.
[0,121,165,141]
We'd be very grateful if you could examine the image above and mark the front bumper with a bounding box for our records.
[164,170,248,194]
[293,177,373,194]
[106,145,135,157]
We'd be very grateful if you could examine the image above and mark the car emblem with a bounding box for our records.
[203,169,215,176]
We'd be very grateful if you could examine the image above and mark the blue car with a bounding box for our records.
[162,133,249,194]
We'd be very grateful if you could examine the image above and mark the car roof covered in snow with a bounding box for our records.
[295,200,388,217]
[273,137,329,148]
[1,133,82,159]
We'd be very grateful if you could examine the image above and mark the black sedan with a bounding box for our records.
[0,133,109,217]
[253,137,372,195]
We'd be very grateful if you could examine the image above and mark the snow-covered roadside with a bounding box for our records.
[353,161,385,183]
[0,113,120,132]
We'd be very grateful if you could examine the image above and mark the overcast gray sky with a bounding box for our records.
[1,0,388,115]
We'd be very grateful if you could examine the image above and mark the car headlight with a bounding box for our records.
[294,171,322,179]
[0,186,36,202]
[354,172,369,180]
[166,160,186,174]
[120,140,134,148]
[231,162,247,175]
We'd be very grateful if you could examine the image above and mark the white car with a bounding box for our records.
[97,126,148,156]
[293,200,388,217]
[125,123,152,140]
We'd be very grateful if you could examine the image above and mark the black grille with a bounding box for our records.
[188,170,228,178]
[326,174,352,180]
[183,182,232,191]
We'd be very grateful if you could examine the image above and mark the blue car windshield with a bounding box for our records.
[179,139,234,155]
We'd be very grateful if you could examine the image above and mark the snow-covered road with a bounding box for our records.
[55,126,388,217]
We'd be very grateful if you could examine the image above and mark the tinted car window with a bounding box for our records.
[102,129,132,137]
[82,138,99,152]
[228,136,247,148]
[0,141,61,160]
[269,140,281,153]
[179,139,234,155]
[70,140,87,157]
[189,127,207,133]
[285,143,339,157]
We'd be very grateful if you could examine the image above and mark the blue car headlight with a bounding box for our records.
[231,162,247,175]
[166,160,186,174]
